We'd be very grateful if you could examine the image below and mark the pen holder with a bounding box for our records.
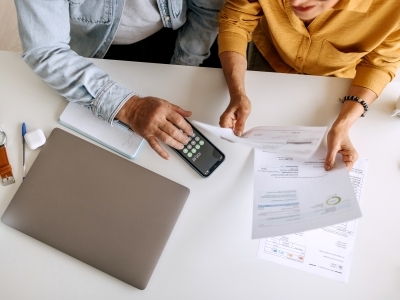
[391,95,400,117]
[24,129,46,150]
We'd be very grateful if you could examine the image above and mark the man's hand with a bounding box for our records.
[325,124,358,171]
[219,93,252,136]
[116,95,192,159]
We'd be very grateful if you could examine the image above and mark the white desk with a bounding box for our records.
[1,50,400,300]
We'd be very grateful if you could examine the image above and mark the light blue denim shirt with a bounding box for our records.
[14,0,224,123]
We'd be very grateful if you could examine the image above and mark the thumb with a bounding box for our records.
[234,111,249,137]
[324,147,338,171]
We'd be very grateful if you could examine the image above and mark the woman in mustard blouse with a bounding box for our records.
[218,0,400,170]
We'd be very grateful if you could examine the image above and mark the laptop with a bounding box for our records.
[1,128,190,289]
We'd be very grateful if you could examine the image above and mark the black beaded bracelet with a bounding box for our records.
[339,95,369,117]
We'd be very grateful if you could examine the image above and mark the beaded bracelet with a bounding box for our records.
[339,95,369,117]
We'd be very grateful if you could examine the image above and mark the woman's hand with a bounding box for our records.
[324,85,376,171]
[325,123,358,171]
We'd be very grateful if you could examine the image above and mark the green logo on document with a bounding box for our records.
[326,196,341,205]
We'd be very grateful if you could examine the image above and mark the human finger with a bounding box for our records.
[339,149,359,171]
[324,143,339,171]
[219,105,237,129]
[160,120,190,146]
[343,155,355,171]
[145,136,170,160]
[233,106,251,137]
[166,111,193,136]
[219,114,234,129]
[151,126,187,151]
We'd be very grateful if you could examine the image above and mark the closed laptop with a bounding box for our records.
[1,128,190,289]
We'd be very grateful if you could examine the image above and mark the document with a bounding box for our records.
[59,102,144,159]
[256,158,367,283]
[191,121,326,158]
[252,148,361,239]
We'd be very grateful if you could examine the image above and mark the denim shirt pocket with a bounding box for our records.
[68,0,113,25]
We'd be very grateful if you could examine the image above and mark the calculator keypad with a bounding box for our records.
[182,132,204,158]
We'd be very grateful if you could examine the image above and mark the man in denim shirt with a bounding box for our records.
[14,0,224,159]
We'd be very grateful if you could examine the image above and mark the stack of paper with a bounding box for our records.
[256,158,367,283]
[193,120,365,282]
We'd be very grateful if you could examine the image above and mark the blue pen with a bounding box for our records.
[22,122,26,180]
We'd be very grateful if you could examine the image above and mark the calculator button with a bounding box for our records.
[187,145,192,149]
[195,145,200,150]
[191,133,196,138]
[183,148,188,153]
[195,137,200,141]
[187,152,193,157]
[191,148,196,153]
[191,141,196,145]
[199,140,204,145]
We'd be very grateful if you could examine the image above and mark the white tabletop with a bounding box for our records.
[1,50,400,300]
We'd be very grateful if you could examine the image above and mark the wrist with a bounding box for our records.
[331,118,351,132]
[339,95,369,117]
[229,93,251,108]
[229,88,247,99]
[115,95,141,123]
[335,100,366,128]
[335,86,377,128]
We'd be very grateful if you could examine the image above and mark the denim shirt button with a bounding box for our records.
[164,16,170,21]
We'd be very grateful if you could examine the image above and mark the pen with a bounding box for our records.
[22,122,26,180]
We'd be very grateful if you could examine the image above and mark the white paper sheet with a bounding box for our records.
[256,158,367,283]
[191,121,327,158]
[252,148,362,239]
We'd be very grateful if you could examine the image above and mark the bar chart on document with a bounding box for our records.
[257,158,367,283]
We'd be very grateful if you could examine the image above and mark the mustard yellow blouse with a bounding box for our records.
[218,0,400,95]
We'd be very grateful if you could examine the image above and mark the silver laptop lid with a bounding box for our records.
[1,128,190,289]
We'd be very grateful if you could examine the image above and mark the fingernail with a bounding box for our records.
[325,165,331,171]
[235,130,242,136]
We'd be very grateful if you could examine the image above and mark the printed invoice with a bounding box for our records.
[257,159,367,282]
[252,148,361,239]
[191,121,326,158]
